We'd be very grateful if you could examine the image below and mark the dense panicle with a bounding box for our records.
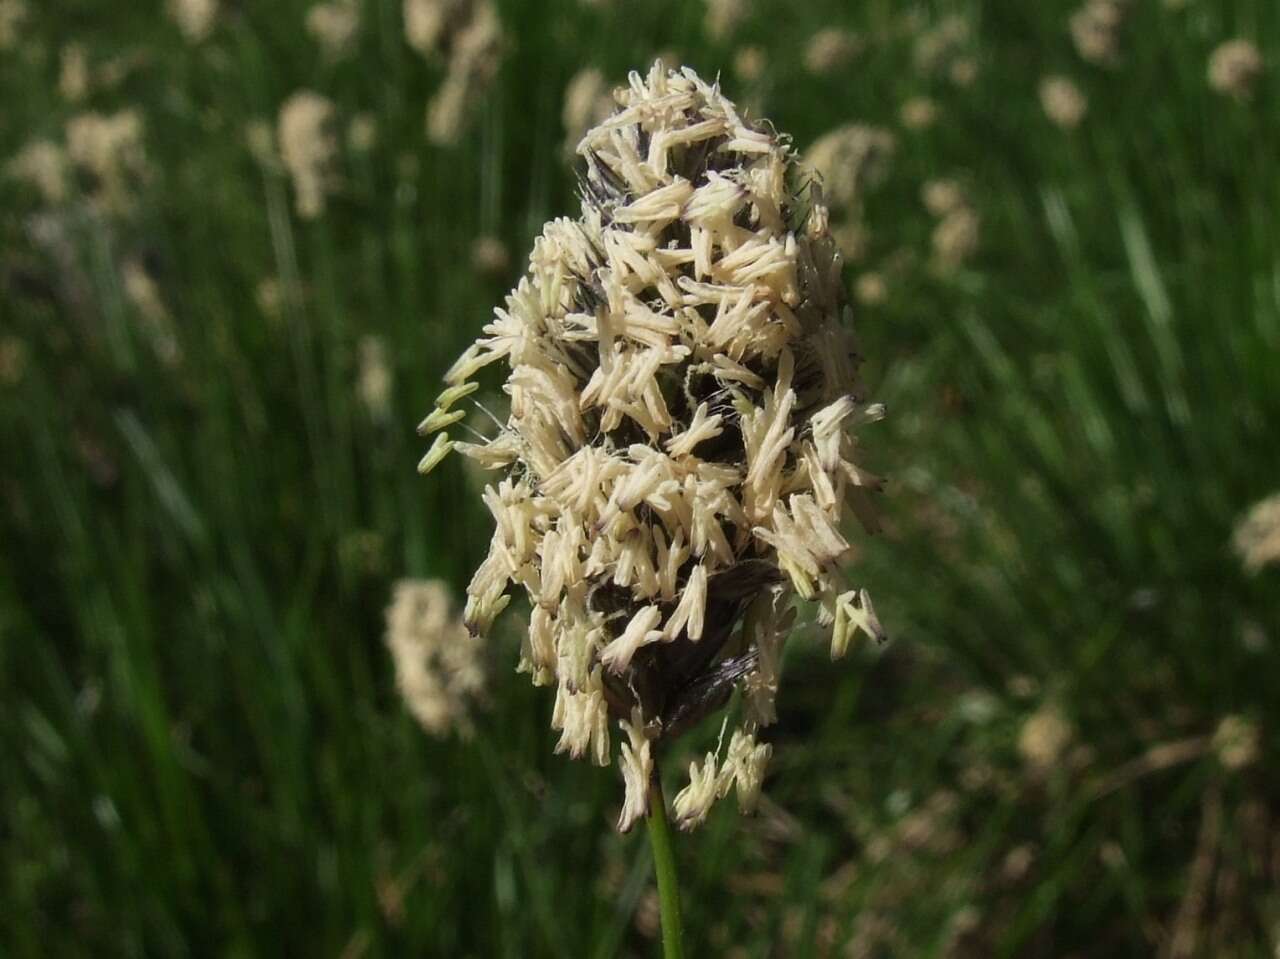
[423,61,884,830]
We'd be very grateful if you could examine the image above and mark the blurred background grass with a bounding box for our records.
[2,0,1279,955]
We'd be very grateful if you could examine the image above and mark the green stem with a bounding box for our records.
[646,773,685,959]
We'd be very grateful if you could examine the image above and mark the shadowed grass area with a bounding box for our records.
[2,0,1278,955]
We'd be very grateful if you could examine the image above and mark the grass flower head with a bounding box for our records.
[1208,39,1264,101]
[422,61,884,831]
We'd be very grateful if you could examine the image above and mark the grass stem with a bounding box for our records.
[646,772,685,959]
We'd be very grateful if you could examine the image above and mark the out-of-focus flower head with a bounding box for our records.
[420,62,885,830]
[414,0,503,146]
[358,335,395,423]
[804,28,861,76]
[278,91,338,219]
[927,179,980,271]
[306,0,361,61]
[949,57,978,87]
[167,0,218,44]
[921,178,966,218]
[1018,704,1073,770]
[1212,714,1260,771]
[932,208,980,269]
[256,277,284,320]
[1207,39,1264,101]
[733,45,767,83]
[855,272,887,307]
[7,140,70,205]
[347,113,378,153]
[404,0,452,55]
[0,336,27,386]
[704,0,748,42]
[122,258,181,366]
[913,14,970,76]
[59,43,90,101]
[1069,0,1127,67]
[386,579,487,737]
[471,235,511,277]
[562,68,616,156]
[808,123,890,267]
[0,0,26,50]
[66,110,150,214]
[1233,492,1280,573]
[805,124,896,217]
[1040,75,1088,128]
[900,96,938,131]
